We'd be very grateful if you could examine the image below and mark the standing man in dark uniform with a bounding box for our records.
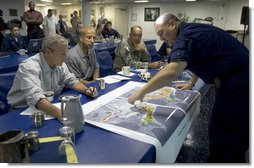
[23,1,44,42]
[128,13,249,163]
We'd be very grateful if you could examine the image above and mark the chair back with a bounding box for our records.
[96,51,116,77]
[0,71,16,115]
[146,44,161,62]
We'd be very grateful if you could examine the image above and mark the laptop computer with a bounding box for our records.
[26,38,43,54]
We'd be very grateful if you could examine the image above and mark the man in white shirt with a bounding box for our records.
[7,34,97,120]
[43,9,58,36]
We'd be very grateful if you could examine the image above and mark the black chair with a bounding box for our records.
[96,51,116,77]
[0,71,16,115]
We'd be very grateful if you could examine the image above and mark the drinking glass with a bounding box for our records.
[58,126,75,155]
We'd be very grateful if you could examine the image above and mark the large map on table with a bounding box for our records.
[84,83,200,146]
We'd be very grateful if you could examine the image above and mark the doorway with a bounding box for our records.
[114,7,130,38]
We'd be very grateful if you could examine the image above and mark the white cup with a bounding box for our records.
[122,66,131,76]
[17,49,26,55]
[144,72,151,79]
[140,69,147,77]
[44,91,54,102]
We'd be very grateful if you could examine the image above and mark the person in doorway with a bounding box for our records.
[2,24,27,53]
[7,34,97,120]
[23,1,44,41]
[66,27,99,85]
[128,13,249,163]
[114,26,161,72]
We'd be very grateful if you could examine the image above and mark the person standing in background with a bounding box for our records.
[70,11,81,29]
[90,14,96,28]
[43,9,58,36]
[23,1,44,42]
[97,13,107,27]
[69,22,83,47]
[57,15,68,38]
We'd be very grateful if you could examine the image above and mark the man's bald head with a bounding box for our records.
[155,13,180,26]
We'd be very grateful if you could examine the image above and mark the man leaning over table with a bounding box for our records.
[128,13,249,163]
[7,34,97,120]
[114,26,161,72]
[66,26,99,85]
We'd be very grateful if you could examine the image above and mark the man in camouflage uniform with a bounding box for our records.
[114,26,161,72]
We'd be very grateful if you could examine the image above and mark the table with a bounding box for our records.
[0,53,29,73]
[0,70,210,163]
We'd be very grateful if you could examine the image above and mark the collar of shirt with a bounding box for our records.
[40,52,54,73]
[75,43,93,59]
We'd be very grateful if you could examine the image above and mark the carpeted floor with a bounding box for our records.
[175,85,216,163]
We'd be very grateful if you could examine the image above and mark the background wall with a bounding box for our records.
[0,0,25,35]
[0,0,249,48]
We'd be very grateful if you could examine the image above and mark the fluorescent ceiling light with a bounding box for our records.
[61,3,72,5]
[185,0,196,1]
[134,0,149,3]
[37,4,46,6]
[41,0,53,2]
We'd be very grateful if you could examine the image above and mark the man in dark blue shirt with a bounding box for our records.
[101,21,120,39]
[128,13,249,163]
[2,24,27,53]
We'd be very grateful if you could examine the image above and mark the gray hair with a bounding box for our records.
[42,34,68,52]
[155,13,180,25]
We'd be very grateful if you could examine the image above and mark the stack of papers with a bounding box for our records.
[100,75,131,84]
[117,71,135,76]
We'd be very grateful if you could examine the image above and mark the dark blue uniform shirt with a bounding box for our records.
[2,33,27,52]
[102,28,120,39]
[170,22,249,84]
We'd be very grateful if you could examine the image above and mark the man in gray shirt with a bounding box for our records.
[7,34,97,120]
[66,26,99,85]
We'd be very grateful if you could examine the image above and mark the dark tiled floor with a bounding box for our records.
[175,86,216,163]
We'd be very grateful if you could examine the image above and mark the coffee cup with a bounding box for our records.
[17,49,26,56]
[122,66,131,76]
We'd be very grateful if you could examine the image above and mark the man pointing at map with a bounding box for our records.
[128,13,249,163]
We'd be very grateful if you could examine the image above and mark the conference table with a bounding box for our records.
[0,53,30,73]
[0,68,210,163]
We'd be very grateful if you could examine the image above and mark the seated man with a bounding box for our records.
[66,27,99,85]
[101,21,119,39]
[7,34,97,120]
[69,22,83,47]
[2,24,27,53]
[114,26,161,72]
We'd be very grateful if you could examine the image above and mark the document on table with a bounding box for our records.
[99,75,131,84]
[20,103,61,120]
[117,71,136,76]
